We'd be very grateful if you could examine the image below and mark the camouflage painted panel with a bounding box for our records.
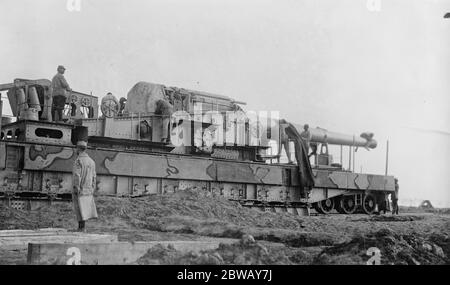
[313,169,395,192]
[25,144,214,181]
[25,145,75,172]
[328,171,348,188]
[215,161,283,185]
[367,175,383,190]
[349,173,395,191]
[384,175,395,191]
[104,152,215,181]
[21,142,394,189]
[312,170,342,188]
[23,143,284,185]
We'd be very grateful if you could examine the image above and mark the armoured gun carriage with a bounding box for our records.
[0,79,396,215]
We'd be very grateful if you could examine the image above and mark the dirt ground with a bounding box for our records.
[1,189,449,265]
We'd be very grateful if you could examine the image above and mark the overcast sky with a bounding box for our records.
[1,0,449,207]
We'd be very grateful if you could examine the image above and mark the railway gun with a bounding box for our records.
[0,79,397,215]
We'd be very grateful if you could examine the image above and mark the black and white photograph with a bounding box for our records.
[0,0,449,271]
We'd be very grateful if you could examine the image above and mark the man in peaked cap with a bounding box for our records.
[51,65,72,122]
[72,140,98,232]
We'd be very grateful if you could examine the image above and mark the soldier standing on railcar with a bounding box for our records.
[51,65,72,122]
[155,96,174,143]
[300,124,312,155]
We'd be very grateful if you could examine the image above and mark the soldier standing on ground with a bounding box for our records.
[51,65,72,122]
[392,178,399,215]
[72,141,98,232]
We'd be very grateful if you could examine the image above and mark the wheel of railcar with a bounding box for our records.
[362,194,377,215]
[335,197,345,214]
[313,202,324,214]
[317,199,334,214]
[340,196,357,214]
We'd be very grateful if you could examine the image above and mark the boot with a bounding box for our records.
[78,221,86,232]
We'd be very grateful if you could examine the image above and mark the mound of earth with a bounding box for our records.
[0,189,304,231]
[314,228,449,265]
[0,190,341,248]
[1,189,449,265]
[0,200,74,230]
[135,234,292,265]
[352,215,425,222]
[97,189,307,230]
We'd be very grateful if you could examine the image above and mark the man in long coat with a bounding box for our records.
[72,141,98,232]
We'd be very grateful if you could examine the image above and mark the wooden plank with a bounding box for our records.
[1,230,117,250]
[27,240,237,265]
[0,228,67,237]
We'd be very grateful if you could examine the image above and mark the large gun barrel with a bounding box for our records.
[123,81,377,150]
[294,124,377,149]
